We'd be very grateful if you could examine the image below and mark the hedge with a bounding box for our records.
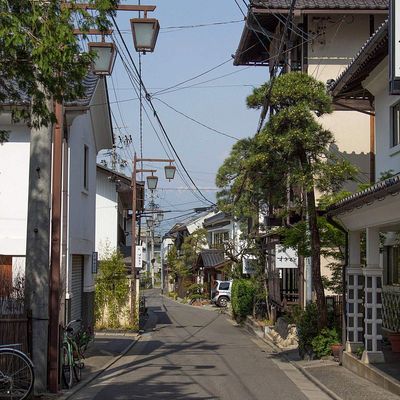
[231,279,256,320]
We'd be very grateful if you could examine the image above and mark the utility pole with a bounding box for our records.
[131,154,175,325]
[25,96,53,395]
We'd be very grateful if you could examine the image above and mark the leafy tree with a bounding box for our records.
[217,72,357,329]
[95,249,129,328]
[0,0,119,142]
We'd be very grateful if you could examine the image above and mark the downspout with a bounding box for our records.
[327,215,348,348]
[60,119,69,326]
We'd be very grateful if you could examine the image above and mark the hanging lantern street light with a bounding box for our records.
[156,212,164,222]
[146,217,154,228]
[146,174,158,190]
[130,17,160,53]
[88,42,117,75]
[164,164,176,181]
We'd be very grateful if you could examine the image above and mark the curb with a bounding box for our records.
[161,294,220,312]
[58,335,141,400]
[241,317,343,400]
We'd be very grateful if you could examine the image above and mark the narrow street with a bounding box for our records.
[74,290,330,400]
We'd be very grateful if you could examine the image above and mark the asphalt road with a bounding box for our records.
[73,290,331,400]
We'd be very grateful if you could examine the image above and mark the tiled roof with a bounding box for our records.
[327,175,400,215]
[252,0,388,9]
[198,249,226,268]
[329,20,388,97]
[0,71,99,108]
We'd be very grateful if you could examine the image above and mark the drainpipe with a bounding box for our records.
[327,215,348,348]
[60,119,69,327]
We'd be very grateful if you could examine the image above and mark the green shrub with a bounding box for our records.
[231,279,255,320]
[186,283,206,300]
[296,302,319,357]
[311,328,340,358]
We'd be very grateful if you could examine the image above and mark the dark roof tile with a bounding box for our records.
[252,0,388,9]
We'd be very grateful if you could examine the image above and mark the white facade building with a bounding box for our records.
[0,75,113,327]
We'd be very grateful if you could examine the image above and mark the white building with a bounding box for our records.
[0,74,113,326]
[328,19,400,394]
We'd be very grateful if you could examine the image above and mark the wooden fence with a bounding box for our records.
[0,298,30,355]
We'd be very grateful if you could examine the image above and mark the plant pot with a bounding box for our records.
[388,333,400,352]
[331,344,343,361]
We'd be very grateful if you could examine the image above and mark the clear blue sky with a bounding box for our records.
[105,0,268,233]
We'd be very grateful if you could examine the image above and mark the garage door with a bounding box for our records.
[71,255,84,322]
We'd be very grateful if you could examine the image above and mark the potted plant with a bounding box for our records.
[331,343,343,361]
[388,332,400,352]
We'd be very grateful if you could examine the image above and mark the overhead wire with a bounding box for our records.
[111,15,216,206]
[113,36,210,206]
[153,97,240,141]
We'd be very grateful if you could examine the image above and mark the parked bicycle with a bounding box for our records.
[0,344,34,399]
[62,319,93,389]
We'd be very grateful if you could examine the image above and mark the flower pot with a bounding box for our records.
[331,344,343,361]
[388,333,400,352]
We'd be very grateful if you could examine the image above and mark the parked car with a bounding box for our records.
[211,280,232,307]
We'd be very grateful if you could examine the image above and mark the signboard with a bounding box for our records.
[135,245,143,269]
[242,256,257,275]
[390,0,400,93]
[92,252,98,274]
[275,245,298,269]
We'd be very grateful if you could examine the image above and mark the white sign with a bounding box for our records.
[275,245,298,269]
[135,245,143,269]
[242,256,257,275]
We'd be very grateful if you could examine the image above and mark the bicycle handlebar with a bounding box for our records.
[65,319,82,332]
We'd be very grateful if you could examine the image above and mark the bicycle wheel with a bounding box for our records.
[0,348,34,400]
[73,362,82,383]
[61,345,73,389]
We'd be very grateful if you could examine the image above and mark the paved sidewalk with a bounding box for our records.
[58,331,139,399]
[279,345,400,400]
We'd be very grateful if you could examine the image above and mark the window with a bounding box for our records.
[213,231,229,246]
[392,102,400,147]
[219,282,230,291]
[83,145,89,190]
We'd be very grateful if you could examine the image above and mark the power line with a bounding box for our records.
[111,16,216,207]
[233,0,247,18]
[154,97,240,141]
[152,58,234,96]
[114,41,210,206]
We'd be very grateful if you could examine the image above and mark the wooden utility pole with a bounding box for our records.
[48,102,63,392]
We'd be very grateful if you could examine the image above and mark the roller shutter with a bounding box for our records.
[71,255,84,322]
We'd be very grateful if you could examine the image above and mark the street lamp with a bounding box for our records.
[130,154,175,326]
[88,42,117,75]
[130,17,160,53]
[156,211,164,222]
[164,164,176,181]
[146,174,158,190]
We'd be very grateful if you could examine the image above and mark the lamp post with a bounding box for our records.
[130,153,174,326]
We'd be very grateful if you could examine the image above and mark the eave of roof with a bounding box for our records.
[327,174,400,216]
[0,71,99,109]
[251,0,388,10]
[329,19,388,106]
[234,1,388,66]
[96,164,131,185]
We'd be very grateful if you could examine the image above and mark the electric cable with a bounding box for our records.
[115,46,210,205]
[111,16,216,206]
[153,97,240,141]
